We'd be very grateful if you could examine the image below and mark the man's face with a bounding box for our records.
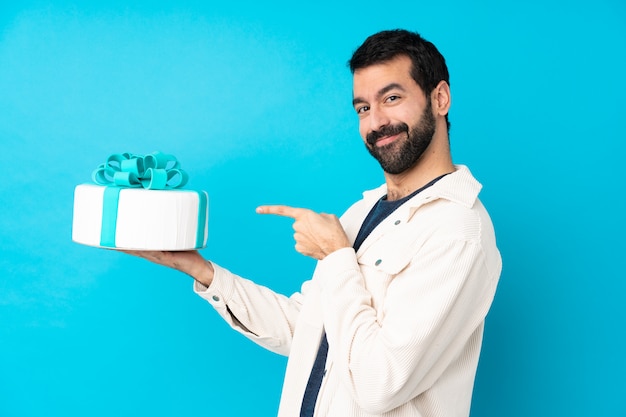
[352,55,435,175]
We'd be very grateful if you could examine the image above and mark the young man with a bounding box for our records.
[128,29,502,417]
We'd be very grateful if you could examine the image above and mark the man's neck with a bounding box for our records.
[383,136,455,201]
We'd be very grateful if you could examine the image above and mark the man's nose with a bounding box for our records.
[369,106,390,132]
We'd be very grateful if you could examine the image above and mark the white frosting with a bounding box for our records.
[72,184,208,250]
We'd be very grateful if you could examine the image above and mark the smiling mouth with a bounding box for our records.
[374,133,402,147]
[367,124,409,148]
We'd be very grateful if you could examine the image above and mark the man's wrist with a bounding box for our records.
[192,260,214,287]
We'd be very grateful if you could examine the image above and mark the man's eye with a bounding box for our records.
[356,105,370,114]
[386,95,400,103]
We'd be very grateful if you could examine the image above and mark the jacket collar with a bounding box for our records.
[361,165,482,222]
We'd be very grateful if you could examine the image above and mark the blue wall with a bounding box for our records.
[1,1,624,416]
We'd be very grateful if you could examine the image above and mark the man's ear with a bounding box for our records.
[431,80,451,117]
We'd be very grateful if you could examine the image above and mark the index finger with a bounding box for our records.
[256,205,309,219]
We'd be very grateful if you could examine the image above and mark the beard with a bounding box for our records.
[365,101,436,175]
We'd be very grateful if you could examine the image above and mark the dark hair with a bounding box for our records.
[349,29,450,131]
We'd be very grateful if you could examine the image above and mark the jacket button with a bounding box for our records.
[394,220,401,225]
[212,295,220,302]
[375,259,382,266]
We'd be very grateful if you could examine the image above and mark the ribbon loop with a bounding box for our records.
[92,152,189,190]
[167,169,189,188]
[113,171,141,188]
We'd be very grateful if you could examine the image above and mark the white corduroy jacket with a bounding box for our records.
[195,165,502,417]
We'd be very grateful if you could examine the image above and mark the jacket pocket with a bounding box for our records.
[357,222,426,276]
[358,240,421,276]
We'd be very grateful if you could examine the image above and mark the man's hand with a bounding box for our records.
[121,250,214,287]
[256,205,350,260]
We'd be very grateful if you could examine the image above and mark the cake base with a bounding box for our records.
[72,184,208,250]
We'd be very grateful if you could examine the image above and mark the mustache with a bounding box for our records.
[366,123,409,146]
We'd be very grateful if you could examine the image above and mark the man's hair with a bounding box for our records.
[349,29,451,131]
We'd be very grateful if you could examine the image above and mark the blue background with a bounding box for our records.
[1,1,625,416]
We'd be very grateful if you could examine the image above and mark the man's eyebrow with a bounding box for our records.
[352,83,406,107]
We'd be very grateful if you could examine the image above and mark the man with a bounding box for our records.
[128,29,502,417]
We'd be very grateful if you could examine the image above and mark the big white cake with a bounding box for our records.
[72,184,208,250]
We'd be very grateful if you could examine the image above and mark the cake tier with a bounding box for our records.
[72,184,208,250]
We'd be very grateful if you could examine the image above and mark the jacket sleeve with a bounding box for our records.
[315,236,500,414]
[194,262,307,356]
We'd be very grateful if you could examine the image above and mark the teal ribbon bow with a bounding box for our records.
[89,152,206,248]
[92,152,189,189]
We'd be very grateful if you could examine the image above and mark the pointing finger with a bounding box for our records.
[256,205,309,219]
